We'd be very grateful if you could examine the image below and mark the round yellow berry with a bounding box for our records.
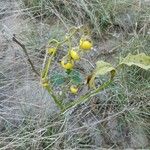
[61,60,74,70]
[80,39,92,50]
[42,83,49,87]
[48,48,57,55]
[41,81,49,87]
[70,50,80,60]
[70,85,78,94]
[41,78,49,87]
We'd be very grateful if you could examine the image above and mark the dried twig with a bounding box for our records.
[12,35,40,77]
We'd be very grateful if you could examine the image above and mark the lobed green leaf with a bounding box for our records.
[69,70,83,85]
[51,74,66,86]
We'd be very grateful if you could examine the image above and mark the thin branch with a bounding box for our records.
[12,35,40,77]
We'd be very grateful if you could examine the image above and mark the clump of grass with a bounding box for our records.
[23,0,150,38]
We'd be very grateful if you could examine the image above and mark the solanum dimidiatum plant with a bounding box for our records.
[40,26,150,113]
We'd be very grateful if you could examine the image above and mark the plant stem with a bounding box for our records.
[46,85,64,111]
[42,55,53,79]
[12,35,40,77]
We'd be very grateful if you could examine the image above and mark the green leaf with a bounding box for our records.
[89,61,116,88]
[69,70,83,84]
[51,74,66,86]
[119,53,150,70]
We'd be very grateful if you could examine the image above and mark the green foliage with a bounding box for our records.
[94,61,116,76]
[89,61,116,88]
[69,70,83,85]
[89,53,150,88]
[119,53,150,70]
[51,73,66,86]
[43,24,150,111]
[50,70,83,87]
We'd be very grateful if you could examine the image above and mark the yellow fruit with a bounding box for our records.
[80,39,92,50]
[48,47,57,55]
[41,78,49,87]
[61,60,74,70]
[42,83,49,87]
[70,50,80,60]
[70,85,78,94]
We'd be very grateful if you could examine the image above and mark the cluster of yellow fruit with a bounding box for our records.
[61,37,93,70]
[62,37,93,94]
[47,36,93,94]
